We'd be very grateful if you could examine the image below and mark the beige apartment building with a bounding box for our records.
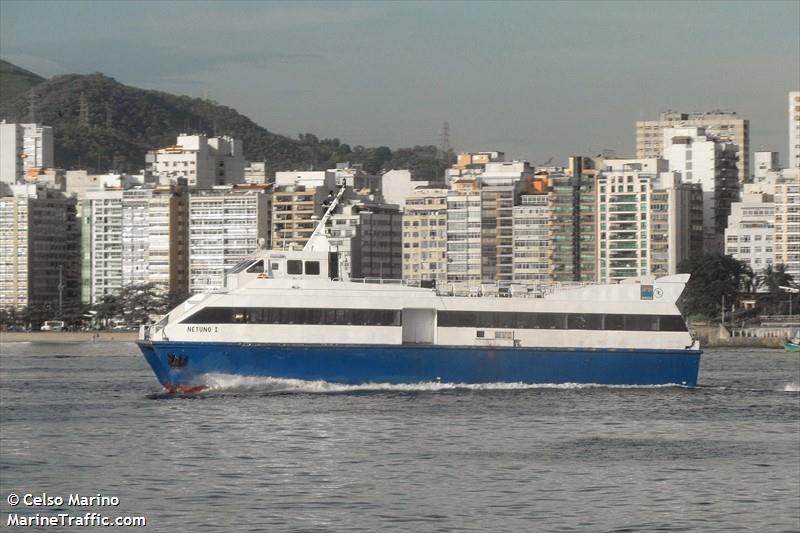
[636,111,749,183]
[0,185,80,310]
[401,187,448,284]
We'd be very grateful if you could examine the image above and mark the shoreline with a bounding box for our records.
[0,331,139,343]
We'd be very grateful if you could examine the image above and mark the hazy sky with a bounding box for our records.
[1,1,798,166]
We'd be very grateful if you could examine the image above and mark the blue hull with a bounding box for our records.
[137,342,702,392]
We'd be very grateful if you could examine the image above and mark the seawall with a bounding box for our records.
[0,331,139,343]
[690,325,790,348]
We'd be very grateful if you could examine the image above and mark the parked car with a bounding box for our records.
[41,320,65,332]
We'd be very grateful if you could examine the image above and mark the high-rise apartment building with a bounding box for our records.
[636,111,749,183]
[146,186,189,295]
[401,187,448,284]
[0,184,80,310]
[790,92,800,170]
[271,173,338,250]
[329,203,402,279]
[0,122,54,185]
[774,172,800,281]
[512,185,550,284]
[446,177,483,283]
[85,189,124,303]
[549,157,598,282]
[188,185,271,293]
[146,134,244,188]
[662,127,739,252]
[596,159,702,283]
[81,185,189,303]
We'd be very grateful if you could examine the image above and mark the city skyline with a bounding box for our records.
[1,0,798,165]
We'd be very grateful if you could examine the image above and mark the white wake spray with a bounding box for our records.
[199,373,682,394]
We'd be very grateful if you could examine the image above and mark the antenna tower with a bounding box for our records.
[438,121,451,161]
[78,92,90,127]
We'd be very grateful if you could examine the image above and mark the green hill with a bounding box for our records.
[0,62,451,179]
[0,59,46,104]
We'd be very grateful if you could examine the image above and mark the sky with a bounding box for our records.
[1,0,798,166]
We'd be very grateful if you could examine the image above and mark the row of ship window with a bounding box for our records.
[183,307,687,332]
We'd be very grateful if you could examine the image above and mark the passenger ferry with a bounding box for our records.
[137,189,701,392]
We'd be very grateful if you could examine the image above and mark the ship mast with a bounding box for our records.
[303,184,346,252]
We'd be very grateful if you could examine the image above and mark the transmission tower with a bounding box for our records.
[438,121,451,161]
[78,92,90,127]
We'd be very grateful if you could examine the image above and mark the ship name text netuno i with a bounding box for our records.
[137,187,701,392]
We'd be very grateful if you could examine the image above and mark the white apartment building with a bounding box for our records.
[724,193,775,281]
[597,159,702,283]
[512,193,550,284]
[188,185,271,293]
[790,92,800,170]
[146,134,244,188]
[662,127,739,252]
[774,172,800,281]
[83,186,190,303]
[401,187,448,284]
[244,161,268,184]
[636,111,749,183]
[85,190,124,303]
[381,169,431,209]
[754,151,781,179]
[446,178,483,283]
[0,122,54,184]
[85,189,157,303]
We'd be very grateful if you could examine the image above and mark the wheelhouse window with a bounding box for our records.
[304,261,320,275]
[287,260,302,275]
[246,260,264,273]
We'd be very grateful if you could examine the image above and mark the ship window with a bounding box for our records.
[604,315,625,330]
[567,314,588,329]
[229,259,254,274]
[271,262,280,272]
[626,314,659,331]
[287,260,302,275]
[536,313,566,329]
[659,315,688,332]
[246,260,264,273]
[304,261,320,275]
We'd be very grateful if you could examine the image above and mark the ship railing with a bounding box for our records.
[403,279,608,298]
[140,314,169,342]
[344,277,608,298]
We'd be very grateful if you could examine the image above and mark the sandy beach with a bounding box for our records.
[0,331,139,343]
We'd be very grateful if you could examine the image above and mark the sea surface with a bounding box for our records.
[0,343,798,532]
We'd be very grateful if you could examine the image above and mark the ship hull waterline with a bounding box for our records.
[137,341,702,393]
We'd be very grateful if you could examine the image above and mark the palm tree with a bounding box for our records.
[761,263,794,294]
[741,265,762,293]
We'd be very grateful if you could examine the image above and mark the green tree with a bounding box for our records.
[678,254,746,320]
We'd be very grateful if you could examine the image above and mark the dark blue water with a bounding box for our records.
[1,343,798,532]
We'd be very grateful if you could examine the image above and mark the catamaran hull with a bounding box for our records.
[137,341,701,392]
